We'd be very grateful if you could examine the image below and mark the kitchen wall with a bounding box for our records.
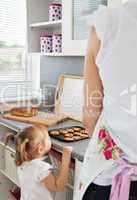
[40,56,84,109]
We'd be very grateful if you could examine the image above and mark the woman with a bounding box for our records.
[79,0,137,200]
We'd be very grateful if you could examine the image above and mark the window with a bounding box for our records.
[0,0,40,103]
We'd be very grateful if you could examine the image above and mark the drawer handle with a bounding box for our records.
[10,153,15,158]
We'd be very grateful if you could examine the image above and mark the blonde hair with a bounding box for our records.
[5,125,49,166]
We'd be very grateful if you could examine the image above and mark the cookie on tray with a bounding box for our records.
[66,128,74,133]
[59,129,68,135]
[64,133,74,138]
[74,127,81,132]
[73,136,81,140]
[81,129,88,135]
[64,137,74,141]
[80,134,89,139]
[73,132,81,136]
[50,130,60,136]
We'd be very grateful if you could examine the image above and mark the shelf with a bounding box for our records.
[30,20,62,28]
[41,52,63,56]
[31,52,65,56]
[30,52,84,57]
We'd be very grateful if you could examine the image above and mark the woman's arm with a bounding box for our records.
[83,26,104,137]
[42,147,72,192]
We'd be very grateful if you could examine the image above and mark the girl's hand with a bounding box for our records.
[43,146,73,192]
[63,146,73,154]
[62,147,73,166]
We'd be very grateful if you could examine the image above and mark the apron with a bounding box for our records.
[76,2,137,200]
[76,113,115,200]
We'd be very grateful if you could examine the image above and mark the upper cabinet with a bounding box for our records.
[26,0,125,56]
[26,0,62,56]
[108,0,128,7]
[62,0,108,56]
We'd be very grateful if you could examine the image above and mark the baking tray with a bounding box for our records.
[49,134,89,143]
[48,121,89,142]
[48,119,84,131]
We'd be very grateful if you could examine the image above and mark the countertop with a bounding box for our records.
[0,118,90,162]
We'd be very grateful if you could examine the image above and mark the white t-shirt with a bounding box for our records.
[86,0,137,185]
[17,157,53,200]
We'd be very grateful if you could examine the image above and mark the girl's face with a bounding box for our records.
[34,130,51,157]
[38,132,51,157]
[44,134,52,154]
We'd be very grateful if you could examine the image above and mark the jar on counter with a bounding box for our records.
[40,33,52,53]
[49,3,62,21]
[52,34,62,53]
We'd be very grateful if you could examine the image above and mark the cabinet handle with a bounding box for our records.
[56,89,59,100]
[10,153,15,158]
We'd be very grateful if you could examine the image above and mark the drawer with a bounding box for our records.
[73,160,82,200]
[0,173,16,200]
[0,142,5,171]
[5,149,19,185]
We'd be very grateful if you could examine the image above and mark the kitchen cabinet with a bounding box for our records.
[0,142,5,171]
[0,173,16,200]
[5,148,19,186]
[0,142,19,200]
[62,0,108,56]
[0,142,19,186]
[73,159,82,200]
[26,0,125,56]
[62,0,127,56]
[27,0,62,56]
[108,0,128,7]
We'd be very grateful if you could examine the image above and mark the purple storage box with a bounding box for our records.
[52,34,62,53]
[40,33,52,53]
[49,3,62,21]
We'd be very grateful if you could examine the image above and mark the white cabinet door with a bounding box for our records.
[62,0,108,56]
[0,173,15,200]
[0,142,5,171]
[5,149,19,186]
[62,0,88,56]
[108,0,128,7]
[62,0,128,56]
[73,159,82,200]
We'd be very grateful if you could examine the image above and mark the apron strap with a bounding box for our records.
[109,158,137,200]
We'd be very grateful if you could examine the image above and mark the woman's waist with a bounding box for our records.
[103,99,136,115]
[98,114,137,163]
[101,103,137,133]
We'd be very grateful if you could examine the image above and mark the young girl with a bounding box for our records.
[6,125,73,200]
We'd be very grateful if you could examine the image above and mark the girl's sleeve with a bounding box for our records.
[86,5,112,42]
[34,161,53,182]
